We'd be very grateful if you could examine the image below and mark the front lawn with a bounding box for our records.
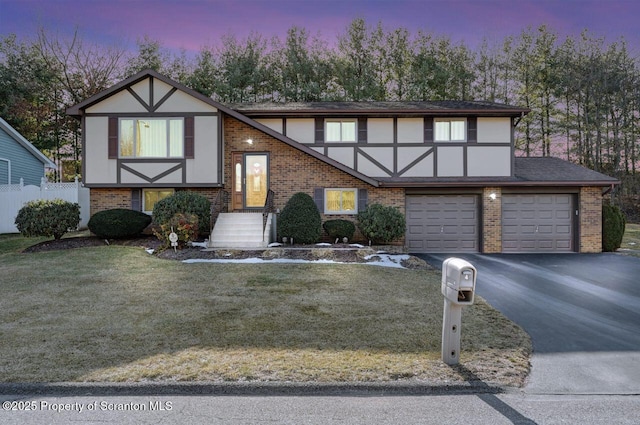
[0,234,531,386]
[621,223,640,249]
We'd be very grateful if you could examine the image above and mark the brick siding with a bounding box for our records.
[580,186,603,253]
[482,187,502,253]
[224,116,405,244]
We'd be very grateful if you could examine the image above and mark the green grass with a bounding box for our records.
[0,234,531,386]
[621,223,640,250]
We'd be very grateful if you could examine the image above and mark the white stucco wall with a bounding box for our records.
[467,146,511,176]
[367,118,394,144]
[187,116,219,183]
[397,118,423,143]
[477,117,511,143]
[285,118,314,144]
[84,117,117,184]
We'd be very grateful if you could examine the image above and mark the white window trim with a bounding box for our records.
[142,188,175,214]
[325,119,357,142]
[434,118,467,142]
[324,188,358,215]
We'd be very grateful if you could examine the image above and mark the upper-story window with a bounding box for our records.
[435,118,466,142]
[120,118,184,158]
[326,119,356,142]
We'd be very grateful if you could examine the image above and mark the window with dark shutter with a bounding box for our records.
[467,117,477,143]
[424,117,434,143]
[358,118,367,144]
[315,118,324,143]
[313,188,324,211]
[131,189,142,211]
[108,117,118,158]
[358,188,368,212]
[184,116,195,158]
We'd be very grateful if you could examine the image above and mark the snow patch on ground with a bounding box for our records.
[182,253,412,269]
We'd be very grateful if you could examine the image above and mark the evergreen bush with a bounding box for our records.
[602,203,626,252]
[14,199,80,240]
[88,208,152,239]
[278,192,322,244]
[152,191,211,235]
[357,203,406,244]
[323,219,356,241]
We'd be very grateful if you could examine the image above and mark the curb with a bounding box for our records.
[0,381,506,397]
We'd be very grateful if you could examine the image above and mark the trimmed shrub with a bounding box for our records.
[154,213,199,248]
[14,199,80,240]
[88,208,152,239]
[602,203,626,252]
[152,191,211,235]
[323,219,356,241]
[357,203,406,244]
[278,192,322,244]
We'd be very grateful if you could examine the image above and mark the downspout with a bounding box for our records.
[602,184,615,197]
[0,158,10,184]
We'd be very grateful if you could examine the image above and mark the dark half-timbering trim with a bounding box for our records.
[184,116,195,159]
[424,117,434,143]
[108,117,118,159]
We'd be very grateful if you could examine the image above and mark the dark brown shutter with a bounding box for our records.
[467,117,477,143]
[358,118,367,144]
[131,189,142,211]
[108,117,118,158]
[184,116,195,159]
[357,188,368,212]
[315,118,324,143]
[313,188,324,212]
[424,117,434,143]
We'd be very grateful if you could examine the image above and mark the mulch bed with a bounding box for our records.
[21,235,431,269]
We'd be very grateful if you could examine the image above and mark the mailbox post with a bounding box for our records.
[441,257,476,365]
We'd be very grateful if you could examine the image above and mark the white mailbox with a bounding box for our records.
[441,257,476,305]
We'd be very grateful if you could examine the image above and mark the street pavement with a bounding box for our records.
[1,252,639,424]
[1,391,638,424]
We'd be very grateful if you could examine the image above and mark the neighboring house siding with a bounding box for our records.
[0,126,45,185]
[0,158,8,183]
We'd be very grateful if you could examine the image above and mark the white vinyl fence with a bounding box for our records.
[0,177,90,234]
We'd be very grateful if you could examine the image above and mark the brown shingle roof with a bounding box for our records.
[377,157,618,188]
[228,101,529,117]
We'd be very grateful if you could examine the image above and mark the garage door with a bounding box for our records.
[502,194,575,253]
[406,195,479,252]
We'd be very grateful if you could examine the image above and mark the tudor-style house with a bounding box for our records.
[67,69,618,253]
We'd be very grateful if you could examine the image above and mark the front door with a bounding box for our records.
[231,152,269,211]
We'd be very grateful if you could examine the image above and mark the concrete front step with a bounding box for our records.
[209,213,271,248]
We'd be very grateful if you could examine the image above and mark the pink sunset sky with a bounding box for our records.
[1,0,639,54]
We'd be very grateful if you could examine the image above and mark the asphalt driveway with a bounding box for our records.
[417,253,640,395]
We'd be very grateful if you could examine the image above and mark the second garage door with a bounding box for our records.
[406,195,479,252]
[502,194,575,253]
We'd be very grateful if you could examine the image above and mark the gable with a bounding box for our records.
[85,77,218,114]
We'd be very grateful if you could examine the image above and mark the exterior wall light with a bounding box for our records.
[246,139,253,145]
[489,192,497,201]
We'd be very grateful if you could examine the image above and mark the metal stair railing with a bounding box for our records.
[262,189,275,240]
[210,189,229,232]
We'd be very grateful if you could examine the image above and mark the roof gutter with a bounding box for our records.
[379,179,620,188]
